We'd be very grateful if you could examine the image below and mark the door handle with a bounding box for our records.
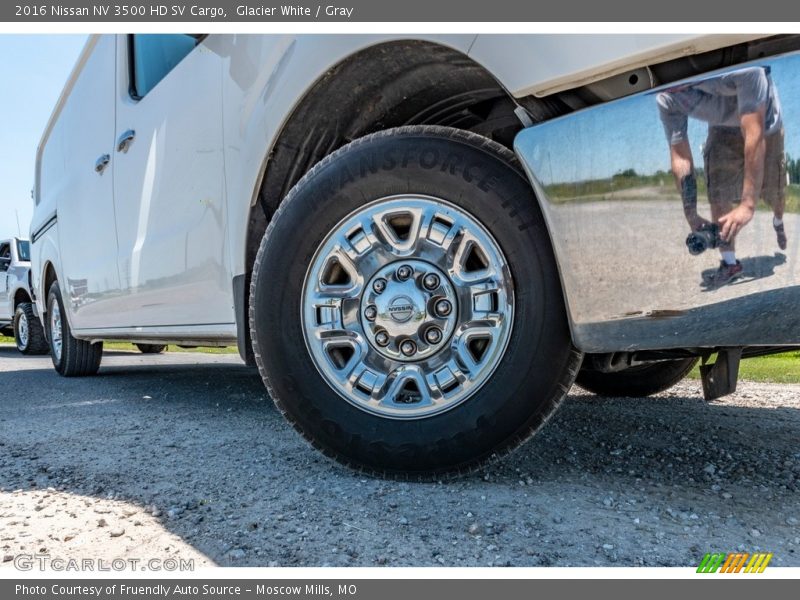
[95,154,111,174]
[116,129,136,153]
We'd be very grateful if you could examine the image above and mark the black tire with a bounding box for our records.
[46,281,103,377]
[136,343,166,354]
[576,358,699,398]
[250,126,581,478]
[13,302,49,355]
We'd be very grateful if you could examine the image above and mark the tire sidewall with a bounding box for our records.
[46,282,67,372]
[252,130,574,474]
[13,305,29,353]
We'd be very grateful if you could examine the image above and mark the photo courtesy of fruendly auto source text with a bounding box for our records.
[1,0,800,596]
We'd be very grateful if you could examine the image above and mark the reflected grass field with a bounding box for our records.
[544,176,800,212]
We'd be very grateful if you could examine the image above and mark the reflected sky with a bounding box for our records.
[529,54,800,185]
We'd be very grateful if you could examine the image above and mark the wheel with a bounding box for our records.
[576,358,699,398]
[250,126,581,477]
[46,281,103,376]
[136,343,166,354]
[13,302,49,355]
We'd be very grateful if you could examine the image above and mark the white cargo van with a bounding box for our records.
[31,34,800,475]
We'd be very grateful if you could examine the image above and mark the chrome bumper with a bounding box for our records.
[514,51,800,352]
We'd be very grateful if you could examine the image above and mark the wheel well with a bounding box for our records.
[42,262,58,311]
[13,288,31,309]
[245,40,521,273]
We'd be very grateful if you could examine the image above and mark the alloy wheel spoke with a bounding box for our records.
[302,195,514,419]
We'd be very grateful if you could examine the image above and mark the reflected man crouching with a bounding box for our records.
[657,66,786,286]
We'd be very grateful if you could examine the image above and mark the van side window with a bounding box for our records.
[128,34,200,99]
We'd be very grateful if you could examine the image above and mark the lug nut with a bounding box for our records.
[434,299,453,317]
[375,331,390,346]
[400,340,417,357]
[364,305,377,321]
[425,327,443,344]
[422,273,440,290]
[396,265,413,281]
[373,278,387,294]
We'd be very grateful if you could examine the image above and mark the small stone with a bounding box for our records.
[786,517,798,526]
[97,518,107,528]
[751,528,762,538]
[3,555,13,563]
[721,492,733,500]
[468,523,482,536]
[399,517,409,525]
[553,515,563,524]
[703,464,717,476]
[109,528,125,538]
[227,549,246,560]
[602,544,614,550]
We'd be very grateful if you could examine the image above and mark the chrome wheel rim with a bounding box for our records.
[50,303,63,361]
[17,312,29,348]
[302,195,514,420]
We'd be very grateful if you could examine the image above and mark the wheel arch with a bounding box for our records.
[244,39,526,265]
[13,287,32,310]
[236,39,538,361]
[41,261,59,313]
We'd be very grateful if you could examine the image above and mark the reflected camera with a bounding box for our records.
[686,223,723,255]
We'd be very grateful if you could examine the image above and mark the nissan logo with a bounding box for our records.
[387,296,415,322]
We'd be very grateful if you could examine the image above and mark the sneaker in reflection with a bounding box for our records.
[705,260,743,287]
[775,222,787,250]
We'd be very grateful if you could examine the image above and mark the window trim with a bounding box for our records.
[127,34,208,101]
[0,243,10,271]
[16,239,31,262]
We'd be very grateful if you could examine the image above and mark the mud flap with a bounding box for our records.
[700,348,742,401]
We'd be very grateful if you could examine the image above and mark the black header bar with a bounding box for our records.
[2,0,800,22]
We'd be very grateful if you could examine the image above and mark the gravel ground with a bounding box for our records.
[1,344,799,568]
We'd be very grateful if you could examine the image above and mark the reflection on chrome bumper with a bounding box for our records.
[514,51,800,352]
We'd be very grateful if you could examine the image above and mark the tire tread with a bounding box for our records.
[47,281,102,377]
[249,125,581,479]
[14,302,49,355]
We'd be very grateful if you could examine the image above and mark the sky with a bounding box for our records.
[0,35,87,240]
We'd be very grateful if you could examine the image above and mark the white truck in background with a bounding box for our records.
[30,34,800,477]
[0,237,48,354]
